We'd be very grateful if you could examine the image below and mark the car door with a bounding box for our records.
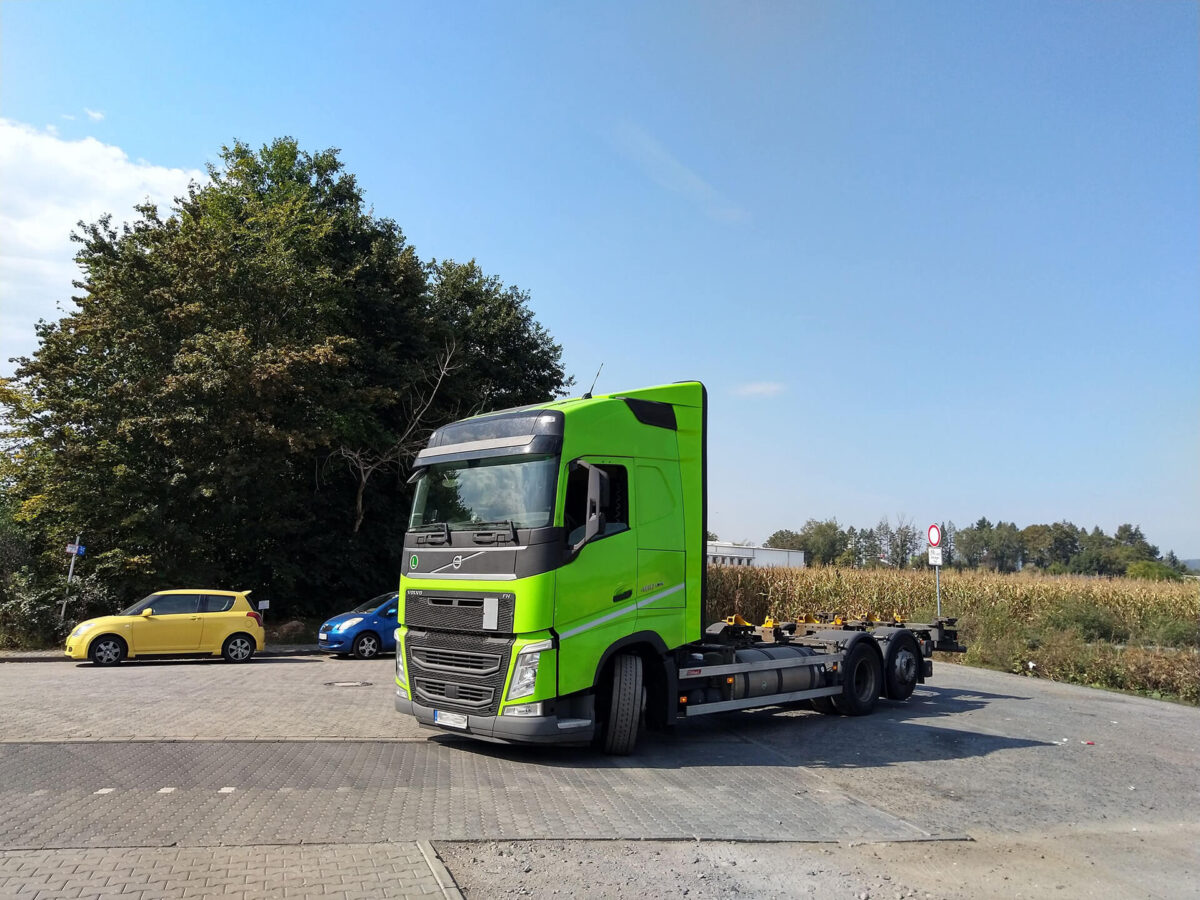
[198,593,238,651]
[379,596,399,650]
[129,593,202,653]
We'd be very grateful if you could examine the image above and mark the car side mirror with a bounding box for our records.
[140,608,153,617]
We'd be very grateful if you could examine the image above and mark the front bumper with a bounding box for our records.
[395,693,595,745]
[318,632,350,652]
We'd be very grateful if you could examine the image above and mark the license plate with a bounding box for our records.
[434,710,467,729]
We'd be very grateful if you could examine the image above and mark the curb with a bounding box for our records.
[0,646,329,663]
[419,840,466,900]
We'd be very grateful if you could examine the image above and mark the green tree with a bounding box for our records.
[4,138,567,617]
[793,518,847,566]
[764,529,803,550]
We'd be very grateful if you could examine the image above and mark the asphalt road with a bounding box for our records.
[1,653,1197,898]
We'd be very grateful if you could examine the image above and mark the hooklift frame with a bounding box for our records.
[671,615,966,720]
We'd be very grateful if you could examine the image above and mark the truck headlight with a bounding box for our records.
[506,639,552,701]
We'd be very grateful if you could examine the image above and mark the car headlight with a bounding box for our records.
[70,623,95,638]
[506,639,552,701]
[336,617,363,632]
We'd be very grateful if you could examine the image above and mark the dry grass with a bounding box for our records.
[706,566,1199,704]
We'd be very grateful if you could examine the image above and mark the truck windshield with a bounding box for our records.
[409,454,558,531]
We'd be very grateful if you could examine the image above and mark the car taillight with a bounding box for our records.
[247,611,263,626]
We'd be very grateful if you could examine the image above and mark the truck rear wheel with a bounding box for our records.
[602,653,643,755]
[883,631,921,701]
[811,696,838,715]
[832,641,882,716]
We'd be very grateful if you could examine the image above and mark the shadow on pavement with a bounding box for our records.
[429,685,1051,771]
[72,656,323,668]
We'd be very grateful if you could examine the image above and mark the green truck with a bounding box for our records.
[393,382,964,754]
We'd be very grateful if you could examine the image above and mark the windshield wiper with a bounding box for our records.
[410,521,450,545]
[470,520,518,544]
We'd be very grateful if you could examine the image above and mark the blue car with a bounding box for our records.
[318,591,399,659]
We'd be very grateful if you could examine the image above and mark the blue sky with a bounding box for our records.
[2,1,1197,555]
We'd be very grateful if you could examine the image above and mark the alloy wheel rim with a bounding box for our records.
[230,638,251,660]
[96,641,119,663]
[359,636,378,657]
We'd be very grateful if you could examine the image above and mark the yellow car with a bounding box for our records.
[65,589,265,666]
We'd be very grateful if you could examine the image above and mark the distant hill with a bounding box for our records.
[1183,559,1200,573]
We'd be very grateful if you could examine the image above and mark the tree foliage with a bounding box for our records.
[759,511,1185,578]
[2,138,568,622]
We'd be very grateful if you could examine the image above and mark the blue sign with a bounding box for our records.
[75,545,86,557]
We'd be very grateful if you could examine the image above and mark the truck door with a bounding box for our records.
[555,457,636,695]
[634,461,687,650]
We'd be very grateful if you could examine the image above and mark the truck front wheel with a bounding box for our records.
[602,653,643,755]
[832,642,882,716]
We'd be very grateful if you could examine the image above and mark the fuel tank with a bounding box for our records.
[730,645,821,699]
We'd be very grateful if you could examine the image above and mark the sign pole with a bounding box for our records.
[927,523,943,618]
[935,561,941,617]
[59,533,81,621]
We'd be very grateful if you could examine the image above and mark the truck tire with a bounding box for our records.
[602,653,643,755]
[883,631,921,701]
[832,641,882,716]
[810,696,838,715]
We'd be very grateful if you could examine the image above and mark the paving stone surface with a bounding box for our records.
[0,841,461,899]
[0,738,937,848]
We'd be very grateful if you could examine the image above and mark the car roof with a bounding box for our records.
[153,589,244,596]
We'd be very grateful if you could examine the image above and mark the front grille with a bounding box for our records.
[405,629,513,716]
[412,679,494,709]
[405,590,515,633]
[410,646,501,676]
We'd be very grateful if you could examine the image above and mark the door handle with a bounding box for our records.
[612,589,632,603]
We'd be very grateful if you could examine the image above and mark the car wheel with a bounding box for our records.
[353,632,380,660]
[222,633,255,663]
[89,635,126,666]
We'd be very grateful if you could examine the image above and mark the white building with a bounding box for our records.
[706,541,806,569]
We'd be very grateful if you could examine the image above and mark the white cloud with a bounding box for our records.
[0,119,205,373]
[84,108,104,121]
[609,120,748,224]
[60,114,76,121]
[734,381,785,397]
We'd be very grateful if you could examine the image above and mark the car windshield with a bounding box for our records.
[352,593,395,614]
[117,593,161,616]
[409,454,558,531]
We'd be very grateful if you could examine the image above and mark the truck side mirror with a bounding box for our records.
[571,462,610,554]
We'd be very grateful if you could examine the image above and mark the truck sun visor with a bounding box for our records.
[414,409,565,466]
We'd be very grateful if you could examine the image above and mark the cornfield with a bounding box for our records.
[706,566,1200,704]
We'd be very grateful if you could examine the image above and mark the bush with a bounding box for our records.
[0,570,118,649]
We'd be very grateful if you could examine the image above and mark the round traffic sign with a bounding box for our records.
[928,524,941,547]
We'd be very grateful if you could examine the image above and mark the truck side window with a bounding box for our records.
[564,463,630,544]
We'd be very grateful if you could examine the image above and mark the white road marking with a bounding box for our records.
[157,787,176,794]
[32,789,47,796]
[93,788,114,795]
[218,787,235,793]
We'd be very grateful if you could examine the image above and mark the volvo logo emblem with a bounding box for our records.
[452,555,463,570]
